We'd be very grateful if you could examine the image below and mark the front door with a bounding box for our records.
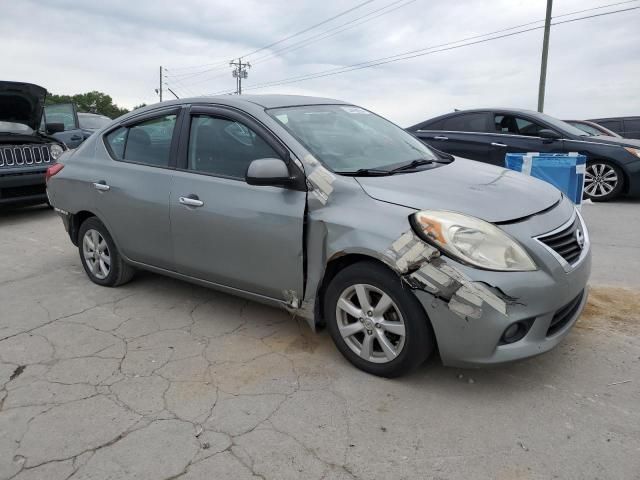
[488,113,565,166]
[169,107,305,301]
[44,103,84,148]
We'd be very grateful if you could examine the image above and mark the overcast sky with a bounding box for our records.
[3,0,639,125]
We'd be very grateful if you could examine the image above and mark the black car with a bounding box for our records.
[0,81,67,206]
[588,116,640,140]
[408,108,640,201]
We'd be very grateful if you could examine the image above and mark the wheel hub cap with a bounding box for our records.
[336,284,406,364]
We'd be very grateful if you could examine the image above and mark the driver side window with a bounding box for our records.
[187,115,279,179]
[494,114,545,137]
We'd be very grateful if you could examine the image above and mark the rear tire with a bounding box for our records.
[584,160,624,202]
[78,217,135,287]
[324,261,434,378]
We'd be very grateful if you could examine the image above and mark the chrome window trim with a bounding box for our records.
[534,209,590,273]
[0,148,3,167]
[415,129,623,147]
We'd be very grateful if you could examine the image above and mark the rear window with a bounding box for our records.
[441,113,487,132]
[596,120,622,133]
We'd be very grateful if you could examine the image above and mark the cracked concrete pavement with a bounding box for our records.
[1,200,639,480]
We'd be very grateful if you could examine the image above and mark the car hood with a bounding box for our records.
[586,135,640,148]
[354,158,562,223]
[0,81,47,131]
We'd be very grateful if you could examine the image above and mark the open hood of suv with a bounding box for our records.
[355,158,562,223]
[0,81,47,131]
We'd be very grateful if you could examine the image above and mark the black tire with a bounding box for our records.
[584,160,624,202]
[78,216,135,287]
[324,261,434,378]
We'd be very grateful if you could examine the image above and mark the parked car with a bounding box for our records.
[588,116,640,140]
[408,108,640,201]
[43,102,85,148]
[564,119,621,138]
[78,112,112,140]
[0,81,67,206]
[46,95,591,377]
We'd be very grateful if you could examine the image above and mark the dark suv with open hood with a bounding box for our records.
[0,81,67,206]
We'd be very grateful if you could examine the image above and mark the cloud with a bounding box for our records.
[1,0,637,124]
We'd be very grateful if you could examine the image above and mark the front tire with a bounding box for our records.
[78,217,135,287]
[324,261,434,377]
[584,160,624,201]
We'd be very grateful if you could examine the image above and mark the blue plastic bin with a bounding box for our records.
[505,152,586,206]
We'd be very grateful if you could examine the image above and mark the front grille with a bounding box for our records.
[538,216,585,265]
[0,144,54,169]
[547,290,585,337]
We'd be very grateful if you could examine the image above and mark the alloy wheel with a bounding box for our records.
[82,229,111,280]
[335,283,406,364]
[584,163,618,198]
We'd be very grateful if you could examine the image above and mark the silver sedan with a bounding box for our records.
[46,95,590,377]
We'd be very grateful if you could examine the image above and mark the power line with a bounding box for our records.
[242,0,376,58]
[220,4,638,94]
[165,0,378,75]
[250,0,419,65]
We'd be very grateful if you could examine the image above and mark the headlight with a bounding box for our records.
[50,144,64,161]
[624,147,640,159]
[411,210,537,271]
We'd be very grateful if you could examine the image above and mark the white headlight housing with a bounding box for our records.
[50,144,64,161]
[411,210,537,271]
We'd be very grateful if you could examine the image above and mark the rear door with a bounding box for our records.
[622,118,640,139]
[169,105,306,301]
[487,112,565,166]
[93,107,181,270]
[413,112,491,161]
[44,103,84,148]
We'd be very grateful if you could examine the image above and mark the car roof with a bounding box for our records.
[131,94,348,114]
[588,116,640,121]
[408,107,545,130]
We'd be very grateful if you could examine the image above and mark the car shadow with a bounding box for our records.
[0,204,53,224]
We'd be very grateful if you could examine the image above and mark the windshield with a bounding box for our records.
[267,105,438,173]
[0,121,34,134]
[568,121,600,136]
[536,112,590,137]
[79,114,111,129]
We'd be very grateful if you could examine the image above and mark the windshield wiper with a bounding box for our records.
[387,159,435,173]
[338,168,392,176]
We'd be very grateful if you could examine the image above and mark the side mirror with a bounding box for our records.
[46,123,65,134]
[245,158,293,187]
[539,129,561,142]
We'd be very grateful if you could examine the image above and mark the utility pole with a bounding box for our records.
[159,66,163,102]
[537,0,553,112]
[230,58,251,94]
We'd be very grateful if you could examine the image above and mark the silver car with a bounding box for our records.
[46,95,591,377]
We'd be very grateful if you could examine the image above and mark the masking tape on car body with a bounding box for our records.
[388,231,510,320]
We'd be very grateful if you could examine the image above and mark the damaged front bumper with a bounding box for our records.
[387,200,591,368]
[413,255,590,367]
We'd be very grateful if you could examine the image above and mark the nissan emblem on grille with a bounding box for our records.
[575,228,585,249]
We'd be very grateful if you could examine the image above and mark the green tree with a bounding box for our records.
[45,91,130,119]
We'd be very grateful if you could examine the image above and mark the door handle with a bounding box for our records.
[179,195,204,208]
[491,142,507,147]
[92,181,110,192]
[434,136,449,140]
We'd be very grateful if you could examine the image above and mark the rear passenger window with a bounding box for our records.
[104,114,177,167]
[187,115,279,179]
[441,113,487,132]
